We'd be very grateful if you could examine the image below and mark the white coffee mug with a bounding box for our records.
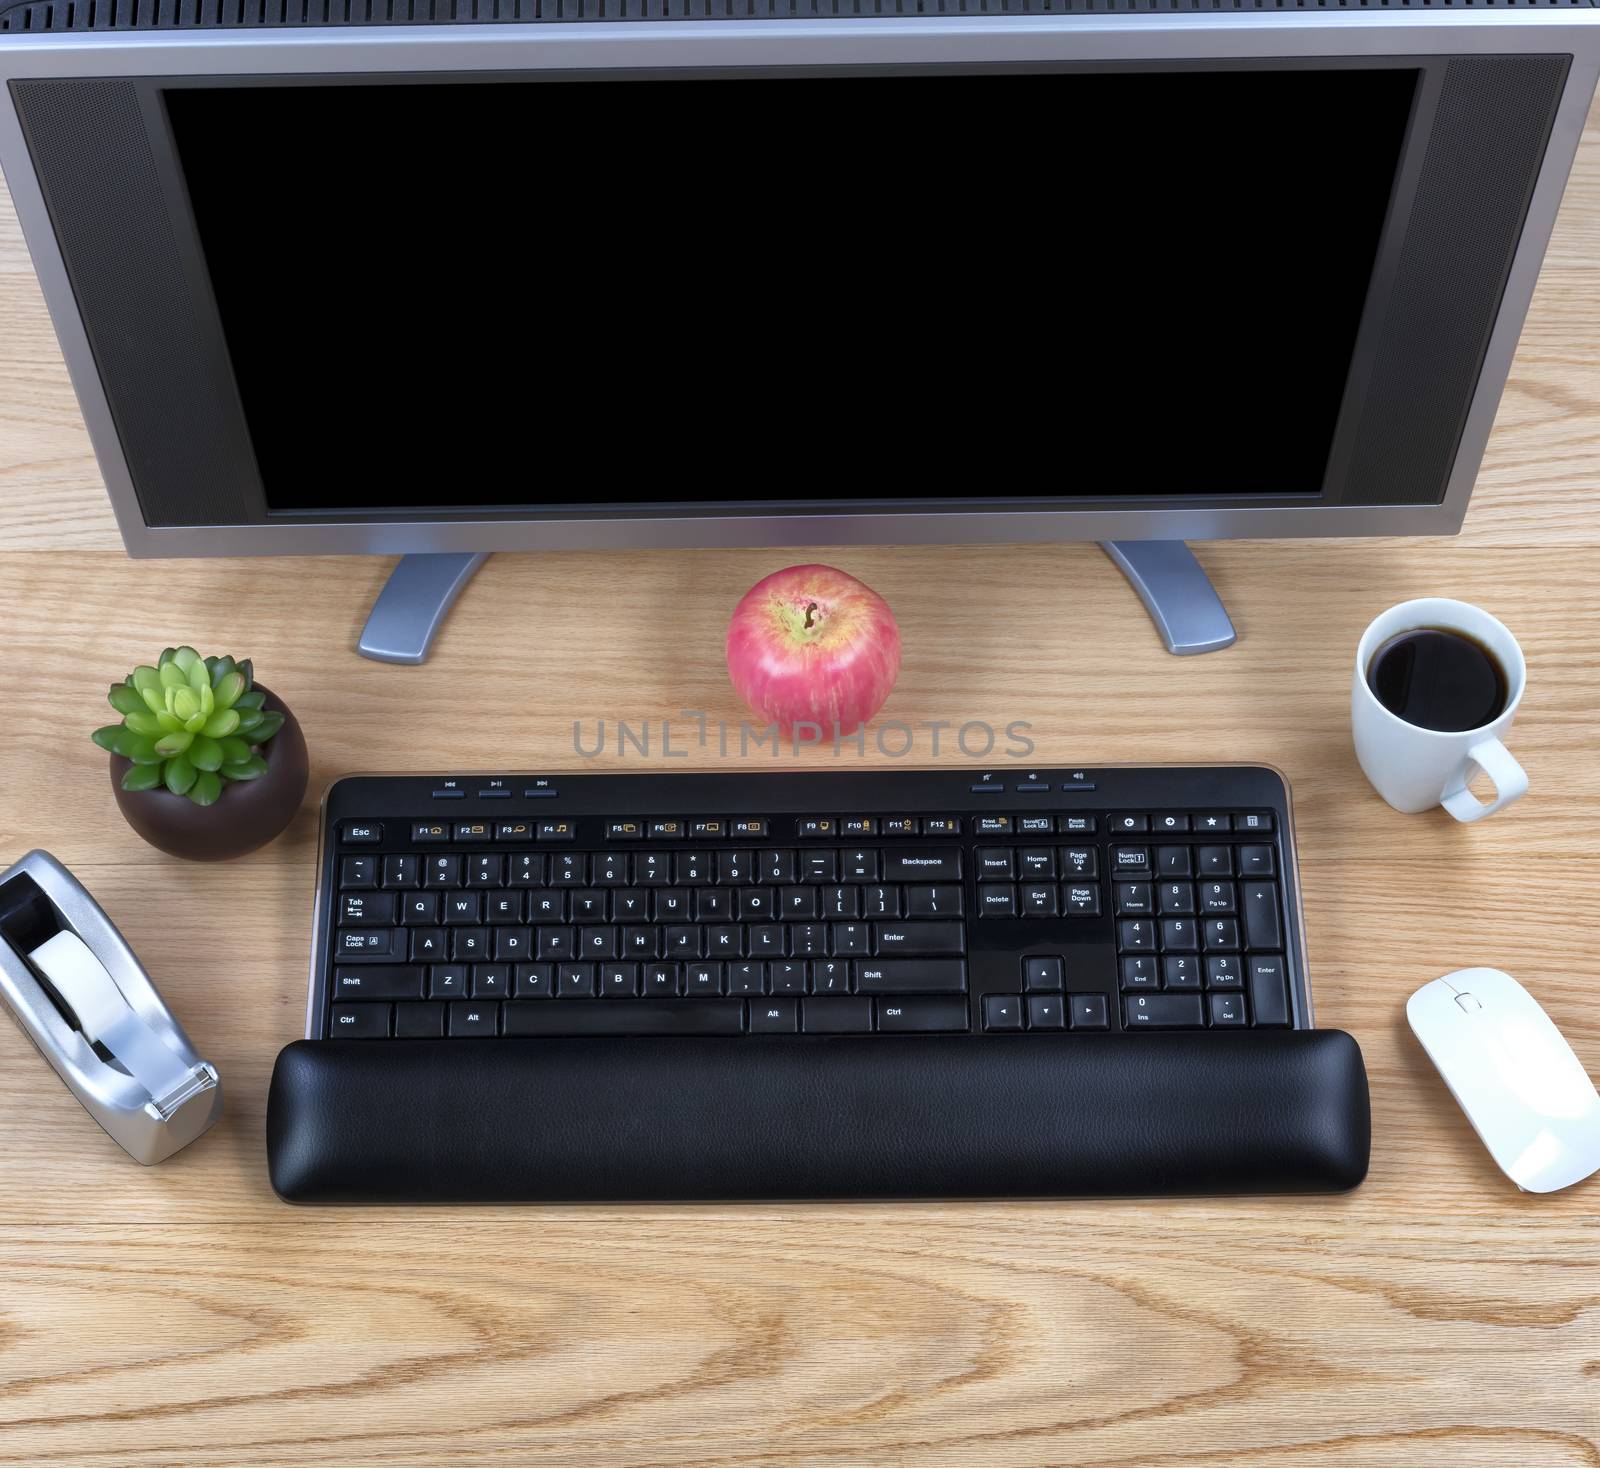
[1352,598,1528,822]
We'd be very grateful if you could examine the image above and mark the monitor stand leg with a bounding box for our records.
[1099,541,1237,656]
[357,553,490,665]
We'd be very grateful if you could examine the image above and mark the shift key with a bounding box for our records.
[873,922,964,955]
[334,966,423,1000]
[855,960,967,993]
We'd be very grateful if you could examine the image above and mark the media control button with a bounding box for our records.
[536,820,576,842]
[1111,814,1149,833]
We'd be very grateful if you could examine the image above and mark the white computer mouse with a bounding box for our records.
[1407,968,1600,1193]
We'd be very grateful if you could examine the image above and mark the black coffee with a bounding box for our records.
[1366,627,1508,733]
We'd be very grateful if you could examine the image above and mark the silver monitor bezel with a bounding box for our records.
[2,11,1597,557]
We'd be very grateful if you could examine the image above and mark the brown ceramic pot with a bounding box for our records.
[109,685,309,861]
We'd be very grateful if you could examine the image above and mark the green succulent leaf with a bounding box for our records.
[233,690,266,711]
[249,711,284,744]
[184,712,207,734]
[172,687,200,721]
[210,655,237,689]
[132,664,162,696]
[188,735,223,771]
[157,647,178,668]
[219,736,252,765]
[123,710,164,738]
[187,660,208,694]
[224,753,269,781]
[159,660,187,690]
[153,728,193,758]
[237,659,254,688]
[213,671,246,710]
[108,684,145,717]
[120,763,164,792]
[164,755,197,796]
[200,682,215,718]
[189,770,222,806]
[91,724,126,753]
[123,734,162,765]
[202,708,240,738]
[234,709,262,734]
[172,646,202,675]
[140,687,166,715]
[156,710,183,733]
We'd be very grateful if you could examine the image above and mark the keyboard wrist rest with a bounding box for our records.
[268,1031,1369,1203]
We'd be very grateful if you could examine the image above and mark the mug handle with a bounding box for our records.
[1440,738,1529,823]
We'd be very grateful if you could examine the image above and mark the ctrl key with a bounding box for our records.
[331,1003,391,1038]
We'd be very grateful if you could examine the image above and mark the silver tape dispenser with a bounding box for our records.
[0,850,221,1163]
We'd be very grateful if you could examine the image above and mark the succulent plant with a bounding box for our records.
[92,647,285,806]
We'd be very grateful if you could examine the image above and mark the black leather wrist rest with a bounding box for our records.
[267,1031,1370,1203]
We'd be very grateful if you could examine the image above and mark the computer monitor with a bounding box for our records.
[2,6,1597,661]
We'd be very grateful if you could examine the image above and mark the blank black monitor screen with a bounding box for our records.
[163,68,1419,515]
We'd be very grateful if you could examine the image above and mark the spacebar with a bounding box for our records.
[503,1001,744,1037]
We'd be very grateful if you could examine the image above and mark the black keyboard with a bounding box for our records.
[315,768,1306,1041]
[269,767,1370,1202]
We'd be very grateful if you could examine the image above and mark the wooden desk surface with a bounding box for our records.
[3,99,1600,1468]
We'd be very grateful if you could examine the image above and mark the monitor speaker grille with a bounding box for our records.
[1,0,1595,32]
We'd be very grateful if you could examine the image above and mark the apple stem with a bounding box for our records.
[803,602,819,630]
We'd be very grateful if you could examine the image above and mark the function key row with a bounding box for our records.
[341,811,1278,847]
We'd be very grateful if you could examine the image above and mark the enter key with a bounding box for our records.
[872,922,966,956]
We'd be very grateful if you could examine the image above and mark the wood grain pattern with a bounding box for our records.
[0,92,1598,1468]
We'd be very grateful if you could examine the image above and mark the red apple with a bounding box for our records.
[726,564,901,736]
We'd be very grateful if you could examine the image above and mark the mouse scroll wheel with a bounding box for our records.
[1454,993,1483,1013]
